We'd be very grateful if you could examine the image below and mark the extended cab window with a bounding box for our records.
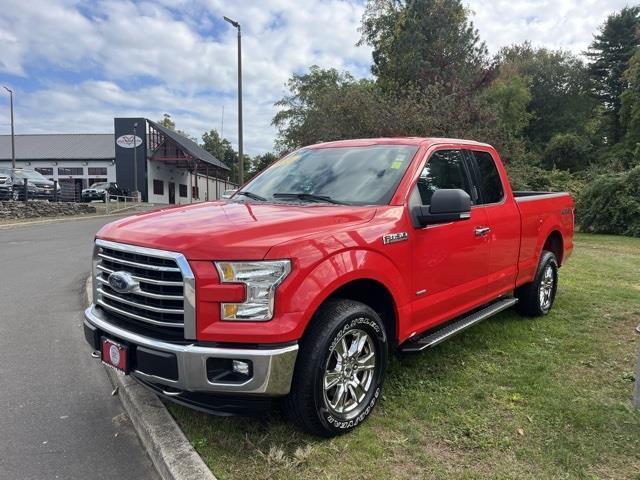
[416,150,472,205]
[472,150,504,204]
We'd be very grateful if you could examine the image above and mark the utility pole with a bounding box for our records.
[223,16,243,185]
[3,86,15,169]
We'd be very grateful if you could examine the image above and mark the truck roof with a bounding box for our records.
[306,137,493,149]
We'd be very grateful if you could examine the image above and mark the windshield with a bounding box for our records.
[239,145,418,205]
[13,170,49,182]
[89,182,109,189]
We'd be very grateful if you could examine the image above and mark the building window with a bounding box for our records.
[35,167,54,176]
[192,186,199,199]
[153,179,164,195]
[179,184,188,197]
[58,167,84,176]
[88,167,108,176]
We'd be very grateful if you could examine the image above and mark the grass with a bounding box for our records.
[168,233,640,479]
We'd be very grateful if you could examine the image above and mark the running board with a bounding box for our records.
[400,297,518,353]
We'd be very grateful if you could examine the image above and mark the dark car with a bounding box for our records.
[12,169,60,200]
[82,182,128,202]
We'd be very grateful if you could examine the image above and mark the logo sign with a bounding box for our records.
[116,135,143,149]
[107,271,139,294]
[109,344,121,366]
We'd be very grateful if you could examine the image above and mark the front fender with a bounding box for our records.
[282,248,412,339]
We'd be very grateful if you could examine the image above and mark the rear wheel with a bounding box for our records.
[516,250,558,316]
[285,299,388,437]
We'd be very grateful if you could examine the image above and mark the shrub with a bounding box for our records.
[541,133,591,172]
[576,166,640,237]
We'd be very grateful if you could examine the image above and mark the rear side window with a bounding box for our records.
[472,150,503,204]
[416,150,472,205]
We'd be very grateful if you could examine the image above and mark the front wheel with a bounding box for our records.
[285,299,388,437]
[516,250,558,316]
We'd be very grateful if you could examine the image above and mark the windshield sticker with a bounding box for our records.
[390,160,403,169]
[272,152,302,168]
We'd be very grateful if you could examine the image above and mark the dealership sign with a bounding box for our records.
[116,135,143,149]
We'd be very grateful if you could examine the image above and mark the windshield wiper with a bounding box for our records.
[234,191,267,201]
[273,192,345,205]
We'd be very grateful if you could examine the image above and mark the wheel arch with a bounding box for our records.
[291,250,409,347]
[542,229,564,266]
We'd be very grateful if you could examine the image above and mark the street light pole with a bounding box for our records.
[223,16,244,185]
[133,122,139,200]
[3,86,15,170]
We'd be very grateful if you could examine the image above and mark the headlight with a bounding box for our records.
[214,260,291,321]
[5,177,12,185]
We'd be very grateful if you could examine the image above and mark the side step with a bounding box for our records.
[400,297,518,353]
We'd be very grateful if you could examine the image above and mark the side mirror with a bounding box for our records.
[412,189,471,227]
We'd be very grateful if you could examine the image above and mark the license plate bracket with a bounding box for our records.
[101,337,129,374]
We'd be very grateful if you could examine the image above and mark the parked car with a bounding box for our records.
[83,138,574,437]
[82,182,128,202]
[0,167,14,200]
[12,169,60,200]
[221,188,237,199]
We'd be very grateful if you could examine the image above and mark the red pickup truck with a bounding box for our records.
[84,138,574,436]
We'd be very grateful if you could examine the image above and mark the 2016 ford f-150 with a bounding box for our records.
[84,137,574,436]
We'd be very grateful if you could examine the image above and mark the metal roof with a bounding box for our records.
[147,120,229,171]
[0,134,115,160]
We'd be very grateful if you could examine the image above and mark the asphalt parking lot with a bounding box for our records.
[0,216,158,480]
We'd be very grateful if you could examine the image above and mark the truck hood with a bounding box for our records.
[96,200,377,260]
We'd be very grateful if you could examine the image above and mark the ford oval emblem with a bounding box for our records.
[108,271,138,294]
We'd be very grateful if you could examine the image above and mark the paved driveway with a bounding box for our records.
[0,216,158,480]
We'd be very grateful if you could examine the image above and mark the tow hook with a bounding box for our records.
[91,350,100,358]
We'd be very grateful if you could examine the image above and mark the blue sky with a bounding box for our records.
[0,0,631,155]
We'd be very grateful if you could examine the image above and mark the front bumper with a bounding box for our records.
[84,305,298,396]
[82,192,104,200]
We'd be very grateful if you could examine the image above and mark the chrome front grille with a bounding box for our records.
[93,239,196,339]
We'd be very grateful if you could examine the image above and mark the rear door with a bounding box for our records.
[465,149,520,299]
[410,148,491,334]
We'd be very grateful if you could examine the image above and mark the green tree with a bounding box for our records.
[496,44,594,146]
[158,113,176,130]
[201,129,239,182]
[358,0,488,93]
[587,6,640,143]
[272,66,380,151]
[540,133,591,172]
[483,72,532,137]
[620,48,640,145]
[156,113,196,141]
[247,152,278,180]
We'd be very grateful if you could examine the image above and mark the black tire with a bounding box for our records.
[285,299,389,437]
[515,250,558,316]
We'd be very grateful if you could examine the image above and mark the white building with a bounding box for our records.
[0,118,235,203]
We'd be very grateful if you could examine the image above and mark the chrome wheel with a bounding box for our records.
[538,264,555,310]
[323,327,376,415]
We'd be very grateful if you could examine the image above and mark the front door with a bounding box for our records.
[168,182,175,204]
[410,148,492,334]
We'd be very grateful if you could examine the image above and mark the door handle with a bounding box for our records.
[474,226,491,237]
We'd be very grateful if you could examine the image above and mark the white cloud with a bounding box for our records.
[0,0,632,154]
[466,0,631,55]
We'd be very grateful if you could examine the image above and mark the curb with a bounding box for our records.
[85,277,216,480]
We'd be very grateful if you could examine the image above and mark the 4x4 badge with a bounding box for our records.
[382,232,408,245]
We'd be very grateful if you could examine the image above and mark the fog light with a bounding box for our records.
[232,360,250,376]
